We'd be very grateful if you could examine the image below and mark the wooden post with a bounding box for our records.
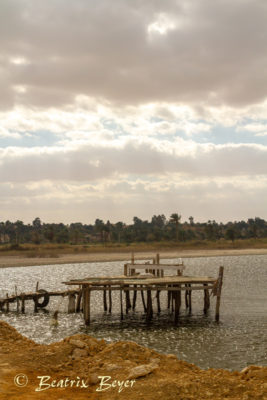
[120,287,124,320]
[185,284,189,308]
[36,281,39,291]
[156,290,161,313]
[141,285,147,312]
[125,285,131,313]
[203,284,210,314]
[132,285,137,310]
[21,295,25,313]
[76,289,82,312]
[68,293,76,313]
[215,266,224,322]
[146,289,153,321]
[124,264,128,276]
[83,286,91,326]
[131,252,135,264]
[108,286,112,313]
[188,284,192,313]
[103,285,107,311]
[156,253,160,264]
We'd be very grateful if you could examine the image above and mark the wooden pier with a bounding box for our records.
[64,254,224,326]
[0,284,80,314]
[0,254,224,326]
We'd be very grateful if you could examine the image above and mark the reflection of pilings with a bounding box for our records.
[167,290,171,309]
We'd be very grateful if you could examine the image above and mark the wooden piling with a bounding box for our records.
[125,285,131,313]
[146,289,153,321]
[83,286,91,326]
[21,295,25,313]
[132,285,137,310]
[103,285,107,311]
[68,293,76,313]
[188,284,192,313]
[108,286,112,313]
[156,290,161,313]
[156,253,160,264]
[131,252,135,264]
[120,287,124,320]
[75,289,82,312]
[215,266,224,322]
[141,285,147,312]
[203,283,210,314]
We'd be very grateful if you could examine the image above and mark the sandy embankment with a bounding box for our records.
[0,321,266,400]
[0,248,267,268]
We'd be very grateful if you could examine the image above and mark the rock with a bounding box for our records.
[69,339,86,348]
[88,374,100,385]
[72,348,88,359]
[127,362,159,380]
[166,354,177,360]
[105,363,121,372]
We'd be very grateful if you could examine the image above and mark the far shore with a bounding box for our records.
[0,248,267,268]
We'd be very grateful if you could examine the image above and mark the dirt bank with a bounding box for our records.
[1,248,267,268]
[0,321,266,399]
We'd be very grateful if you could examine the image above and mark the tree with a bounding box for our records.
[170,213,181,241]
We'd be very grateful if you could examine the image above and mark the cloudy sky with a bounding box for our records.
[1,0,267,224]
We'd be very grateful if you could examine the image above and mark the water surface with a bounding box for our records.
[0,255,266,371]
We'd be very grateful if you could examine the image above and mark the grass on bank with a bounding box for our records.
[1,238,267,258]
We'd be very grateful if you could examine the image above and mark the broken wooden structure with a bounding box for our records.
[64,253,224,326]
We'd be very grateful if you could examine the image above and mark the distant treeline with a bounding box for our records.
[1,214,267,246]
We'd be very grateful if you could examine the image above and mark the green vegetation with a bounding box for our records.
[1,215,267,256]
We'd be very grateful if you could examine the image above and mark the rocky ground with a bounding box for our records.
[0,321,266,400]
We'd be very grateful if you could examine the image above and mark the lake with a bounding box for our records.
[0,255,266,371]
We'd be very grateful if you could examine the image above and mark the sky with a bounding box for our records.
[1,0,267,224]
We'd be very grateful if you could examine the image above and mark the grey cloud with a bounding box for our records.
[1,141,267,183]
[0,0,267,108]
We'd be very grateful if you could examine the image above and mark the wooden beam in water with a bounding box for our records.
[132,285,137,310]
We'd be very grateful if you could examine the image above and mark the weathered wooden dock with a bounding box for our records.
[64,253,224,325]
[0,253,224,326]
[0,282,80,313]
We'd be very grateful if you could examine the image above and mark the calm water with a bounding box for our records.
[0,255,266,371]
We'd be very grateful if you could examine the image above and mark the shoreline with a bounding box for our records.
[0,248,267,268]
